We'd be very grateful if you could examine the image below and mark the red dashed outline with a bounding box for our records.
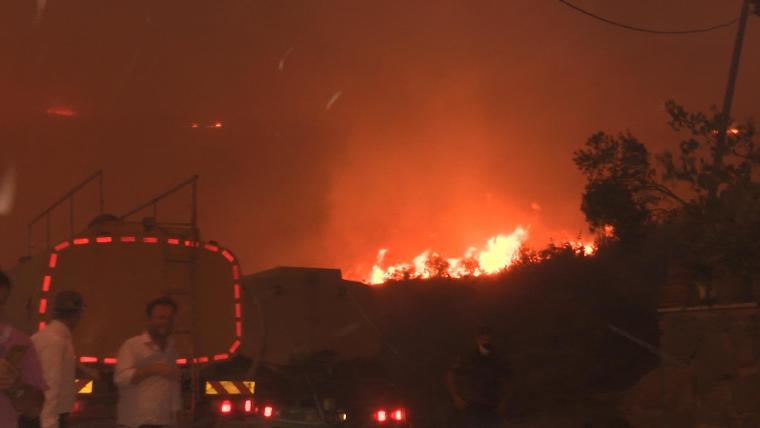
[42,236,242,365]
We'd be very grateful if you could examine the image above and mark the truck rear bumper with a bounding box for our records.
[216,420,334,428]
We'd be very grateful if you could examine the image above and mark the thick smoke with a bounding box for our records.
[0,0,756,277]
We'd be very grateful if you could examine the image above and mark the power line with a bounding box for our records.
[558,0,740,34]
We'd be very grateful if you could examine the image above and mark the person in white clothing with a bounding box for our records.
[31,290,85,428]
[114,296,182,428]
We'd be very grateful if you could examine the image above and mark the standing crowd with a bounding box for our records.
[2,266,512,428]
[0,270,183,428]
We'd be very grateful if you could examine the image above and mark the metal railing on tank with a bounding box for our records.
[26,170,104,256]
[118,174,198,230]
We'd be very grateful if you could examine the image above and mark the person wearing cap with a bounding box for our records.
[30,290,85,428]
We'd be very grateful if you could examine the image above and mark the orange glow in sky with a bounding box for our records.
[45,107,76,117]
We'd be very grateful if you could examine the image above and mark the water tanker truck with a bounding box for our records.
[6,172,408,428]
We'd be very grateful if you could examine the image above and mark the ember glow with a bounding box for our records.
[190,121,223,129]
[45,107,76,117]
[367,227,599,285]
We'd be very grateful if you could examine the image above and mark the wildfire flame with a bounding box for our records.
[566,240,597,257]
[367,226,599,285]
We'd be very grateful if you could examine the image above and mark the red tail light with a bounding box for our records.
[392,408,406,421]
[263,405,274,418]
[243,399,253,414]
[219,400,233,415]
[374,410,387,422]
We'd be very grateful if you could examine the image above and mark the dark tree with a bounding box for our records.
[575,100,760,300]
[573,132,661,242]
[659,100,759,207]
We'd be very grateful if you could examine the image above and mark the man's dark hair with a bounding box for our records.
[0,270,9,290]
[146,296,178,317]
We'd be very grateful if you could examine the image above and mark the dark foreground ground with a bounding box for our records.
[368,245,665,428]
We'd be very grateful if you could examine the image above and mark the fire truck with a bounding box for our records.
[6,171,409,428]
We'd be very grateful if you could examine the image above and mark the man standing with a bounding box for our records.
[0,270,46,428]
[446,327,509,428]
[114,296,182,428]
[31,290,85,428]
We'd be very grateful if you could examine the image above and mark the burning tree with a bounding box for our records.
[423,253,451,278]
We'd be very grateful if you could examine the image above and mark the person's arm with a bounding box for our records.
[497,358,510,416]
[130,365,162,385]
[114,340,140,388]
[114,340,174,387]
[8,380,45,418]
[445,358,467,410]
[13,343,47,419]
[1,359,43,418]
[32,334,64,428]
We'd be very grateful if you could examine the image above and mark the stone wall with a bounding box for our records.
[622,304,760,428]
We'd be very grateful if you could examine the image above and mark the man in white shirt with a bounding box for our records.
[114,296,182,428]
[31,290,85,428]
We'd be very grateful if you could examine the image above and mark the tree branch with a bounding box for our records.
[644,183,690,207]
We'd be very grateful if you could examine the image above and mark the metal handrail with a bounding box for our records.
[27,170,104,255]
[119,175,198,228]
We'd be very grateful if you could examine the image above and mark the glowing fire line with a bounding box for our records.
[367,226,597,285]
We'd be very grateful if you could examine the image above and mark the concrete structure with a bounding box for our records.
[623,302,760,427]
[241,266,382,366]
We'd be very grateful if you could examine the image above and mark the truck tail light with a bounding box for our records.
[263,405,274,418]
[392,408,406,421]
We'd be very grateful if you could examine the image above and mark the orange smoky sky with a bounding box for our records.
[0,0,758,280]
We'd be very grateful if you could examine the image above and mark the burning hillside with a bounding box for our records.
[367,226,597,285]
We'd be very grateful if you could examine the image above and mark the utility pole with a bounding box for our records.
[710,0,753,203]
